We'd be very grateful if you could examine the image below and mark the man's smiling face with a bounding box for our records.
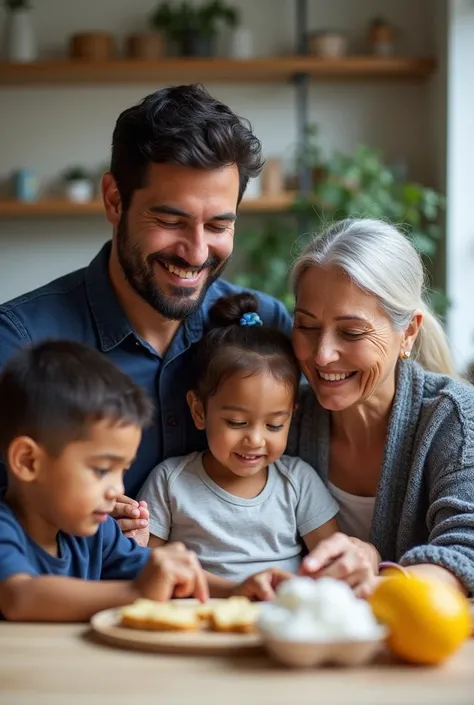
[115,162,239,320]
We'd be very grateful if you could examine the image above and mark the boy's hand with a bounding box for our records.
[112,495,149,544]
[134,543,209,603]
[233,568,293,601]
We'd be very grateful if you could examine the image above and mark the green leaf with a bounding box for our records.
[402,183,423,204]
[426,223,442,240]
[410,231,437,256]
[427,288,450,317]
[315,183,346,208]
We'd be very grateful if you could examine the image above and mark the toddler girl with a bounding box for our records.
[139,293,373,599]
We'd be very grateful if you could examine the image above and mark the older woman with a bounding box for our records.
[288,218,474,595]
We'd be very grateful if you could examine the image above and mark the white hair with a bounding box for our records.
[290,218,455,376]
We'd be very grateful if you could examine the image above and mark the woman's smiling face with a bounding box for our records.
[292,266,405,411]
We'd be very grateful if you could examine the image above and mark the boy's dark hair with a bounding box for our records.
[193,293,300,403]
[110,83,264,212]
[0,340,154,459]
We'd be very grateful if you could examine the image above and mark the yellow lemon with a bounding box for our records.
[369,573,471,665]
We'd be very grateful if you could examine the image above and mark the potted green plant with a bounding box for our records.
[295,142,445,260]
[62,167,94,203]
[232,128,447,315]
[4,0,37,62]
[298,139,447,313]
[150,0,239,57]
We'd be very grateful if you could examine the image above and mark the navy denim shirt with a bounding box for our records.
[0,242,292,497]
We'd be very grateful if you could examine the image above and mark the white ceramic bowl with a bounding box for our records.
[260,630,387,668]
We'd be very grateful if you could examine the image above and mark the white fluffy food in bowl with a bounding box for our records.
[257,577,386,667]
[258,577,382,642]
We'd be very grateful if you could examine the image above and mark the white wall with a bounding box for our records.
[445,0,474,371]
[0,0,437,303]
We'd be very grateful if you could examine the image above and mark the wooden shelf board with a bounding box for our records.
[0,193,296,218]
[0,199,104,216]
[0,57,436,86]
[240,192,296,212]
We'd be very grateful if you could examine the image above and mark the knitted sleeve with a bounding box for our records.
[399,389,474,594]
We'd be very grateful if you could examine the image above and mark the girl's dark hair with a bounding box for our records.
[194,292,300,403]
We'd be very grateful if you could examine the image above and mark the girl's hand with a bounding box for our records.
[126,500,150,546]
[299,532,379,598]
[233,568,294,601]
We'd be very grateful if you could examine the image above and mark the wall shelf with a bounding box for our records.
[0,193,297,218]
[0,56,436,86]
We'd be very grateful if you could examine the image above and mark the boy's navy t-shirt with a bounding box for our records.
[0,502,150,584]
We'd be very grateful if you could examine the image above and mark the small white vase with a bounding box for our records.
[241,175,261,200]
[5,9,37,63]
[230,28,254,59]
[65,179,94,203]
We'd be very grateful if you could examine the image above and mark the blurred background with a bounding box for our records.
[0,0,473,373]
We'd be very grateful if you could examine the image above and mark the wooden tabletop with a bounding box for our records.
[0,623,473,705]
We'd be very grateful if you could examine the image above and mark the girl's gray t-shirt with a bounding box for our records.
[138,451,339,581]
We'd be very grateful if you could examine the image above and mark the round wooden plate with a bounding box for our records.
[90,599,263,655]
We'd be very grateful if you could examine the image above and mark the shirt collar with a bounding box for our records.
[85,241,134,352]
[182,296,207,346]
[162,287,211,364]
[85,241,210,355]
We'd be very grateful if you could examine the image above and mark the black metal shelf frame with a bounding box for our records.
[294,0,311,233]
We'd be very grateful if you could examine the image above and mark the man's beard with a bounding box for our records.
[116,214,230,320]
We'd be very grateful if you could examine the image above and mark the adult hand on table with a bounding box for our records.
[299,532,380,598]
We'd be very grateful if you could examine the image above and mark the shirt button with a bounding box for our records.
[167,414,179,427]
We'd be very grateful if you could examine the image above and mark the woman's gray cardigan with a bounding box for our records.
[287,361,474,594]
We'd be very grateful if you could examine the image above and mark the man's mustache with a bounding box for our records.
[148,253,222,272]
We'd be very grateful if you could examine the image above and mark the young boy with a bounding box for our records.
[0,340,208,621]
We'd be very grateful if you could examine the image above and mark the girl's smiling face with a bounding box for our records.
[187,370,294,478]
[292,265,412,411]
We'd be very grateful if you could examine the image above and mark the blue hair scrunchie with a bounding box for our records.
[239,312,263,327]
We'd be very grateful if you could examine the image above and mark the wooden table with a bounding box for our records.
[0,623,472,705]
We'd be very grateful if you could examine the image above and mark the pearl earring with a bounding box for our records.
[400,350,411,359]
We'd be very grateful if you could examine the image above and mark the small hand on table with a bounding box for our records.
[233,568,294,601]
[135,543,209,602]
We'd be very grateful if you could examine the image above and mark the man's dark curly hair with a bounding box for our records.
[110,84,264,211]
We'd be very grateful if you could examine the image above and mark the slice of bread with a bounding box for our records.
[120,599,199,631]
[209,596,260,633]
[119,596,260,633]
[195,602,214,621]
